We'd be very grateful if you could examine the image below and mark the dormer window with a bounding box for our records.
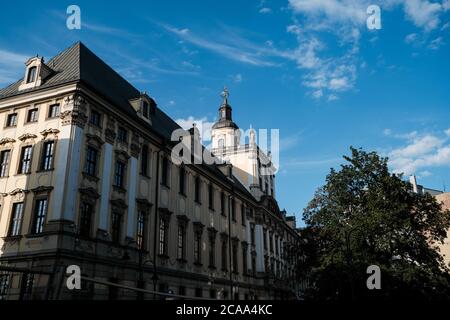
[18,56,53,91]
[142,101,149,118]
[27,67,37,83]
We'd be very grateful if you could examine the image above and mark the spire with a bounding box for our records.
[212,86,239,130]
[221,86,229,105]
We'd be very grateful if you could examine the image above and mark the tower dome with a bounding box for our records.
[212,87,238,130]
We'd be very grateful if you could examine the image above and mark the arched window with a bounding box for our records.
[27,67,37,83]
[218,138,224,149]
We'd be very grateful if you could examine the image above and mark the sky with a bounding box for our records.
[1,0,450,226]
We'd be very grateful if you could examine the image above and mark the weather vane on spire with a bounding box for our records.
[221,86,229,104]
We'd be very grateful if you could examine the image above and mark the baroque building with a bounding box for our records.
[0,42,301,300]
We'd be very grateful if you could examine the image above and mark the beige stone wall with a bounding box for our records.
[434,193,450,268]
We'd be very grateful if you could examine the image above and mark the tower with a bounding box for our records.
[211,87,240,150]
[211,88,276,201]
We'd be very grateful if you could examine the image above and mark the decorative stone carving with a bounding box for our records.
[85,133,104,147]
[60,94,88,127]
[9,188,29,201]
[105,116,116,144]
[18,133,38,141]
[40,128,60,138]
[0,137,15,145]
[130,131,140,158]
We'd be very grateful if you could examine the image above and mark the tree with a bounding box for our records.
[302,147,450,300]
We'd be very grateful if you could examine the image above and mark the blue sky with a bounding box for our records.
[1,1,450,226]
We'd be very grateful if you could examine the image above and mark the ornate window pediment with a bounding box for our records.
[18,133,38,142]
[40,129,60,139]
[0,137,15,145]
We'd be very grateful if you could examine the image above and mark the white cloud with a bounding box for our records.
[175,116,215,141]
[418,170,432,178]
[232,73,243,83]
[288,0,367,24]
[387,130,450,175]
[383,128,392,136]
[163,25,277,67]
[405,33,418,44]
[445,128,450,136]
[428,36,445,50]
[259,7,272,14]
[0,49,29,85]
[403,0,443,31]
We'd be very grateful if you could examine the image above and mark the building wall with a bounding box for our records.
[434,193,450,268]
[0,84,301,300]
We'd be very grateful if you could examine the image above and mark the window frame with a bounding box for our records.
[8,202,24,237]
[30,196,48,235]
[0,149,11,177]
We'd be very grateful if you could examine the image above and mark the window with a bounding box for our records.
[113,160,126,189]
[48,104,60,118]
[220,192,225,216]
[6,113,17,127]
[0,150,10,177]
[265,181,269,194]
[111,211,122,243]
[117,127,128,143]
[221,239,228,271]
[158,218,168,256]
[161,157,169,186]
[251,255,256,276]
[194,176,201,203]
[195,288,203,298]
[177,224,186,260]
[263,229,267,250]
[27,108,38,123]
[241,204,246,226]
[194,231,202,264]
[275,236,279,255]
[231,198,236,222]
[18,146,32,174]
[85,146,98,176]
[26,66,37,83]
[209,236,216,268]
[90,110,101,127]
[137,211,146,250]
[40,141,54,171]
[19,273,34,300]
[141,145,149,176]
[232,241,238,273]
[179,166,185,195]
[242,244,248,275]
[269,233,273,253]
[142,101,149,118]
[178,286,186,297]
[208,184,214,210]
[8,202,24,237]
[31,197,48,234]
[250,224,255,245]
[218,138,224,149]
[0,273,10,300]
[210,289,217,299]
[79,202,93,237]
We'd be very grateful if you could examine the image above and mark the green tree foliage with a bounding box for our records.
[302,147,450,300]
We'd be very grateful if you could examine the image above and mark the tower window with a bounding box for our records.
[26,67,37,83]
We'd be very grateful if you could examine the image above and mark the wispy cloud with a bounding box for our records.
[163,25,278,67]
[0,49,29,85]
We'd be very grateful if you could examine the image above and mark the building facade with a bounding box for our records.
[0,42,301,300]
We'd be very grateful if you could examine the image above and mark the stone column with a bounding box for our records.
[98,116,116,234]
[126,136,140,239]
[50,94,87,223]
